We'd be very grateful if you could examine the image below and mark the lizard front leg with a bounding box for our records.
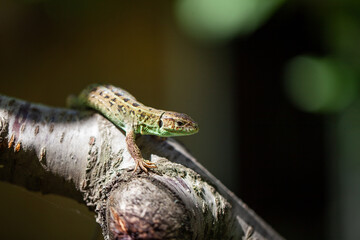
[125,128,157,173]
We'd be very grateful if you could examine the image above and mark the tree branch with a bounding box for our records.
[0,95,284,240]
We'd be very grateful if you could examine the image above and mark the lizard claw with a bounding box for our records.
[132,158,157,174]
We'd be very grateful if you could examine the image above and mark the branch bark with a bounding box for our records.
[0,95,284,240]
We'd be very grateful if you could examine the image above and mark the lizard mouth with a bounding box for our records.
[165,124,199,136]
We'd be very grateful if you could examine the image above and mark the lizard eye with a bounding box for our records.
[176,121,184,127]
[158,120,163,128]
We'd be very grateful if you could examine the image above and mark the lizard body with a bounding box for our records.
[71,84,199,173]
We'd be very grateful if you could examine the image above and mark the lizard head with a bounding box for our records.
[158,111,199,137]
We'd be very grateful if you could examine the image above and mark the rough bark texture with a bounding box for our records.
[0,95,284,240]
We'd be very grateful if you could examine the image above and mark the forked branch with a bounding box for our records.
[0,95,284,240]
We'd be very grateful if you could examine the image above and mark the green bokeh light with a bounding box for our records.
[284,56,358,113]
[175,0,284,42]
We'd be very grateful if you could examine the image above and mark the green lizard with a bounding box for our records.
[69,84,199,173]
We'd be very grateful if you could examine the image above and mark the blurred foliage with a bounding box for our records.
[326,13,360,67]
[284,56,358,112]
[175,0,285,43]
[283,1,360,113]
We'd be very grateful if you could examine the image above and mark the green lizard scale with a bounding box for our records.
[77,84,199,137]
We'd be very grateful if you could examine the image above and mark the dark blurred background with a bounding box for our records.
[1,0,360,239]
